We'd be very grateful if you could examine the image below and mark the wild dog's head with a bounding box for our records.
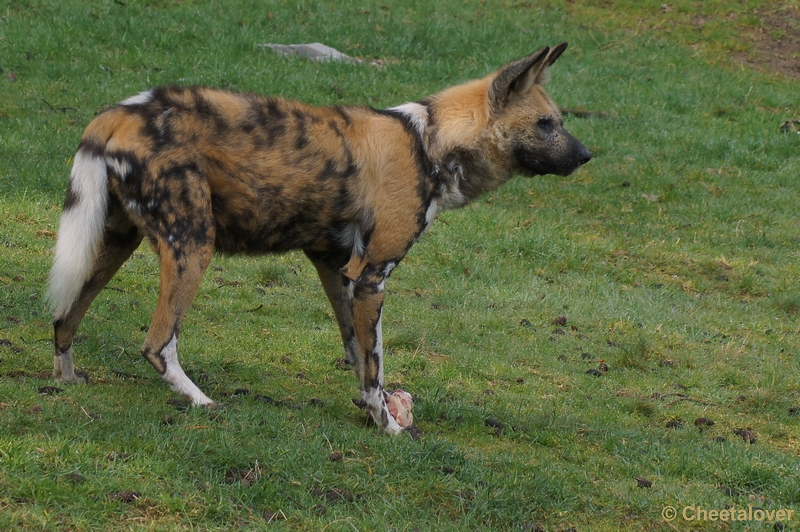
[488,42,591,178]
[421,43,591,207]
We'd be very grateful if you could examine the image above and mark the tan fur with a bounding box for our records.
[429,78,494,155]
[48,43,591,434]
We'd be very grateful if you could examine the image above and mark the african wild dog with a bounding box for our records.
[47,42,591,434]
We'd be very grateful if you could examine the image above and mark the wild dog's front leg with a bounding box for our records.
[350,269,411,435]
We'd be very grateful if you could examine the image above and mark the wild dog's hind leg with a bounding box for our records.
[306,253,358,369]
[53,212,143,384]
[137,170,217,406]
[142,232,215,406]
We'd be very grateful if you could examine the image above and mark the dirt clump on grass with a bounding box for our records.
[745,5,800,78]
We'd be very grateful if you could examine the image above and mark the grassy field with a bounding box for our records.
[2,0,799,530]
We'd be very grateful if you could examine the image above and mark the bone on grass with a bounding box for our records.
[386,390,414,427]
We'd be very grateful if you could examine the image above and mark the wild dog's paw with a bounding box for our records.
[386,389,414,428]
[191,396,217,408]
[167,398,218,412]
[54,370,90,384]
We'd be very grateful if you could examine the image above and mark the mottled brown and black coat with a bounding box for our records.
[47,43,591,434]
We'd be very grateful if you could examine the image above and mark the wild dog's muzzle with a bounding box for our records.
[513,129,592,177]
[563,132,592,174]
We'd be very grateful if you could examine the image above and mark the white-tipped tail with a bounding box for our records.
[47,148,109,319]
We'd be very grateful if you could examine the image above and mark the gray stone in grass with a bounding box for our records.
[260,42,361,64]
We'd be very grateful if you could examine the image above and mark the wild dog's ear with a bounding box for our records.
[545,42,569,68]
[489,47,549,112]
[489,42,569,112]
[538,41,568,82]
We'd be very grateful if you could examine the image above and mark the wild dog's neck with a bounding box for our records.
[388,77,513,211]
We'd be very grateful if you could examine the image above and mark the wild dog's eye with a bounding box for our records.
[537,117,554,128]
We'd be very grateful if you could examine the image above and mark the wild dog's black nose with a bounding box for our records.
[578,146,592,165]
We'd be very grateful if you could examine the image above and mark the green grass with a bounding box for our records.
[2,0,800,530]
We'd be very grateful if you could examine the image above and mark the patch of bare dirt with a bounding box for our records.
[743,5,800,78]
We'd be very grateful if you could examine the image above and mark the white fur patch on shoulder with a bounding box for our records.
[387,102,429,138]
[120,89,154,107]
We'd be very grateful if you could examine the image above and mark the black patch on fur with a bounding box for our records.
[328,120,344,138]
[524,131,591,176]
[351,262,394,299]
[267,99,286,120]
[76,139,106,158]
[214,194,348,255]
[211,205,260,254]
[439,149,494,203]
[141,326,180,375]
[159,162,199,181]
[108,165,145,207]
[125,101,174,148]
[317,159,337,181]
[253,100,286,147]
[293,110,309,150]
[333,106,352,126]
[511,144,548,176]
[104,224,141,250]
[104,193,141,244]
[192,87,228,133]
[352,281,375,300]
[333,182,353,214]
[316,158,358,182]
[152,86,188,108]
[304,249,350,273]
[63,179,79,211]
[53,319,72,352]
[511,133,591,178]
[359,223,374,255]
[121,87,184,148]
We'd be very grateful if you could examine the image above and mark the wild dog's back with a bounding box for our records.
[90,87,427,257]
